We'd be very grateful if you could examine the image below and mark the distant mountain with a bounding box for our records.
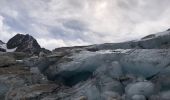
[88,29,170,50]
[53,29,170,54]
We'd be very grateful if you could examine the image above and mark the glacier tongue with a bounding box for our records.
[23,48,170,100]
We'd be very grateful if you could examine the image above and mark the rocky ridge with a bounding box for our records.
[0,29,170,100]
[1,34,51,55]
[7,34,42,55]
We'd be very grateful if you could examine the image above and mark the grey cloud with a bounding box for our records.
[63,20,88,31]
[1,13,32,33]
[0,0,170,50]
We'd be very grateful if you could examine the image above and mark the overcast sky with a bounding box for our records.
[0,0,170,50]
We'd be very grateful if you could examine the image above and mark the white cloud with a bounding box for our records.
[37,38,89,50]
[37,38,67,50]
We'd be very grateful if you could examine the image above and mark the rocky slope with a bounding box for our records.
[0,29,170,100]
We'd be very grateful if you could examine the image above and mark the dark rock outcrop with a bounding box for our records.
[0,48,6,52]
[7,34,41,54]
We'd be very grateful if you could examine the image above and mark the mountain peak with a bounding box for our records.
[6,33,41,55]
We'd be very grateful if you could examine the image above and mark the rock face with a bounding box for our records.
[7,34,41,54]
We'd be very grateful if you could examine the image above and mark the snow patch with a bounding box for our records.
[0,44,17,52]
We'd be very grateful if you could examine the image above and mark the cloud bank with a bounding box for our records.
[0,0,170,50]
